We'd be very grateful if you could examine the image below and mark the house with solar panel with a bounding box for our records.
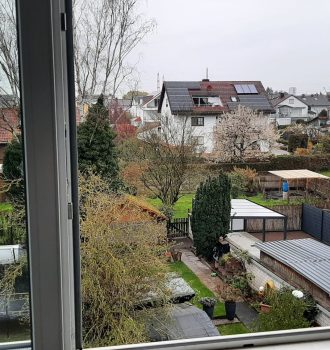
[157,80,275,153]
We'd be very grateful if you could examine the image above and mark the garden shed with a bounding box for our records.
[255,238,330,310]
[231,199,287,242]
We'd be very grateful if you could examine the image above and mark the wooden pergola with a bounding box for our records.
[268,169,329,192]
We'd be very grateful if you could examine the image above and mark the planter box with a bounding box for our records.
[260,303,272,313]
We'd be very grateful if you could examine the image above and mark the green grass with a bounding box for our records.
[0,202,12,212]
[217,323,250,336]
[147,194,194,218]
[242,193,304,207]
[169,261,225,317]
[0,321,30,342]
[319,170,330,177]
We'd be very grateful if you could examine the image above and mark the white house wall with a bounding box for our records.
[275,96,309,121]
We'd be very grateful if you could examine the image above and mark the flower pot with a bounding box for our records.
[260,303,272,313]
[202,305,215,319]
[225,301,236,320]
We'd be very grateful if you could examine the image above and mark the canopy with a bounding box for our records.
[268,169,329,180]
[231,199,284,219]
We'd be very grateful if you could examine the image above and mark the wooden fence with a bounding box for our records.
[246,205,302,232]
[167,218,189,238]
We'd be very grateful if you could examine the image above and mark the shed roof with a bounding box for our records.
[255,238,330,295]
[268,169,329,180]
[231,199,284,219]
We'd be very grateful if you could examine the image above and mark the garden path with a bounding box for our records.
[181,250,222,296]
[181,249,259,330]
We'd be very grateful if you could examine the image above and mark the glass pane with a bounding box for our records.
[0,0,31,344]
[75,0,330,348]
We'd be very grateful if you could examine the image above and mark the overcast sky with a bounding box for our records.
[129,0,330,95]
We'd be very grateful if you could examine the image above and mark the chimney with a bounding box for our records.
[280,92,285,98]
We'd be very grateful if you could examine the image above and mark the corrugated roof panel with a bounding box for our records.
[255,238,330,294]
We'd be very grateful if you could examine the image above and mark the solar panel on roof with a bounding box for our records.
[234,84,244,94]
[234,84,258,94]
[248,84,258,93]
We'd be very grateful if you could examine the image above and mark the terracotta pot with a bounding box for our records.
[260,303,272,313]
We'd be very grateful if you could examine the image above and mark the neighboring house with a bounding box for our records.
[130,93,161,124]
[297,93,330,117]
[0,95,20,164]
[271,94,310,126]
[271,93,330,127]
[157,80,274,153]
[307,114,330,134]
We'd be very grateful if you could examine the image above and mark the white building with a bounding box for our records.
[130,93,161,125]
[271,93,330,126]
[158,80,274,153]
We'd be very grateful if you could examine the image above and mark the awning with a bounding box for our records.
[268,169,329,180]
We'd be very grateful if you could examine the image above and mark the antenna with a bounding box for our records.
[206,67,209,80]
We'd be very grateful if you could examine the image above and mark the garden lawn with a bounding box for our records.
[169,261,225,317]
[319,170,330,178]
[217,323,249,336]
[0,321,30,342]
[0,202,12,212]
[147,194,194,218]
[243,193,305,207]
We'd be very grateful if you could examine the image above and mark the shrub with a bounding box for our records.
[191,173,231,260]
[288,134,308,153]
[256,288,311,332]
[229,167,257,197]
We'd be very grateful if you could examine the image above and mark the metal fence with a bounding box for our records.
[302,204,330,244]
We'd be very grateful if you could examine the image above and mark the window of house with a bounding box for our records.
[191,116,204,126]
[231,96,239,102]
[192,136,204,145]
[3,1,330,350]
[289,98,294,104]
[193,96,221,106]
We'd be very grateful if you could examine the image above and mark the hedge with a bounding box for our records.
[206,154,330,173]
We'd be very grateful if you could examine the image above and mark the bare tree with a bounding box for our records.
[0,0,19,100]
[137,114,199,208]
[73,0,155,100]
[214,105,278,162]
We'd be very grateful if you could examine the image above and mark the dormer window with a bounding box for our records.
[193,96,222,107]
[231,96,238,102]
[289,98,294,104]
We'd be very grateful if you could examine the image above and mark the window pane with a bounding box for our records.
[74,0,330,348]
[0,0,31,344]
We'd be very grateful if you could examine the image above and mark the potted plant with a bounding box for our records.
[199,297,217,319]
[221,285,240,321]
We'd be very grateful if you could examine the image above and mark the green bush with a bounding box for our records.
[256,288,312,332]
[288,134,308,153]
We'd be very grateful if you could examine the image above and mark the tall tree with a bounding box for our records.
[0,0,19,99]
[191,174,231,260]
[73,0,155,100]
[77,95,120,187]
[138,114,198,208]
[2,136,24,202]
[214,105,278,162]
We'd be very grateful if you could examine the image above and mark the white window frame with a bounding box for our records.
[9,0,330,349]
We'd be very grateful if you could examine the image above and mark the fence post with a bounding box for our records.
[320,210,325,242]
